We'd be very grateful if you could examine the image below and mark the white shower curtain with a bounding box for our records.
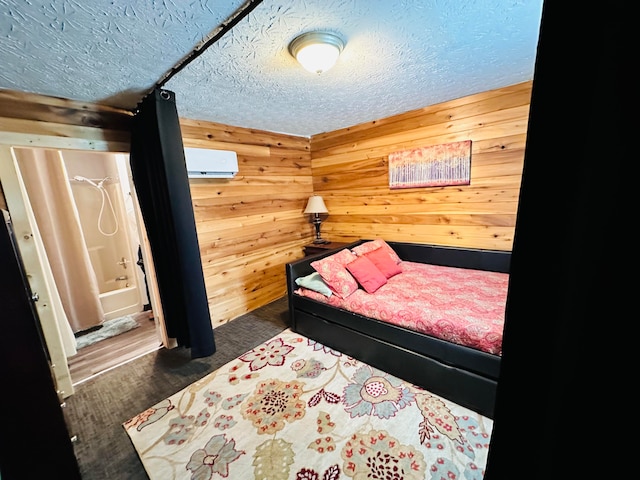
[16,148,106,333]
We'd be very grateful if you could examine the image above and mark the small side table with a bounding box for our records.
[303,242,350,257]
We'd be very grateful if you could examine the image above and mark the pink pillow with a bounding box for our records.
[310,249,359,298]
[352,239,401,264]
[346,256,387,293]
[364,247,403,279]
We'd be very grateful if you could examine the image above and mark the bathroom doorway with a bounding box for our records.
[12,146,162,383]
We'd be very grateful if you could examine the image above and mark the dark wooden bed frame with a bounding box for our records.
[286,240,511,418]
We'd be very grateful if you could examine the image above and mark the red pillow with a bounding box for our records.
[352,239,402,264]
[364,247,403,279]
[346,256,387,293]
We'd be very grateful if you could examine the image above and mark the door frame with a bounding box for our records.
[0,134,170,397]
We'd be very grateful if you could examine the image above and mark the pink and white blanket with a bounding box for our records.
[295,261,509,355]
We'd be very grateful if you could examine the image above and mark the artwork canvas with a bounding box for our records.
[389,140,471,189]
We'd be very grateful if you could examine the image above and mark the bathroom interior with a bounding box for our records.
[13,147,160,380]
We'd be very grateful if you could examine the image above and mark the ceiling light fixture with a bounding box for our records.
[288,31,345,74]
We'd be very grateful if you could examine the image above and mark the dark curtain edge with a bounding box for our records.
[129,88,215,358]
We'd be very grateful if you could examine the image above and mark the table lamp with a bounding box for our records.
[304,195,329,244]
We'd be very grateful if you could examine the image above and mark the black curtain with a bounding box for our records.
[129,88,215,358]
[485,1,620,478]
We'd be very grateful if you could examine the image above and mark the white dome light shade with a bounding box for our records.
[289,32,345,74]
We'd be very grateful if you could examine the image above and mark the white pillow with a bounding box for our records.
[295,272,333,297]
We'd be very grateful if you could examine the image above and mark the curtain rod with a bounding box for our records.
[135,0,264,111]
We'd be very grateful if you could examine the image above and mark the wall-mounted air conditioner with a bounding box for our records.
[184,147,239,178]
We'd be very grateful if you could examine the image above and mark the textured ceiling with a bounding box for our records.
[0,0,544,137]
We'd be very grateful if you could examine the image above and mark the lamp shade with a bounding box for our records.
[289,32,344,74]
[304,195,328,214]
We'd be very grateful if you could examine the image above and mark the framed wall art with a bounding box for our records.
[388,140,471,189]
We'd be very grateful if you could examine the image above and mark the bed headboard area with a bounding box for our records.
[287,240,510,283]
[389,241,511,272]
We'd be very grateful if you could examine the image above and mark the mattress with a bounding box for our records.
[295,261,509,355]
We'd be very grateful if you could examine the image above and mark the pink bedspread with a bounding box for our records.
[295,261,509,355]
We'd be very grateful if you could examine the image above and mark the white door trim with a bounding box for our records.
[0,134,170,397]
[0,145,75,398]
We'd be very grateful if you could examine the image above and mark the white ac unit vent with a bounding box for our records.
[184,147,238,178]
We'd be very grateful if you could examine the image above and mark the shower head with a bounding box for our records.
[97,176,111,188]
[73,175,99,188]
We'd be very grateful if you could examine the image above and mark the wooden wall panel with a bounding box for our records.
[310,81,532,251]
[0,90,314,328]
[0,90,132,151]
[0,80,530,328]
[0,89,133,131]
[179,118,313,324]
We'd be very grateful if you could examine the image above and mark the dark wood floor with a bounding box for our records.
[67,310,162,385]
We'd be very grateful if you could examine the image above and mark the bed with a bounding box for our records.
[285,239,510,418]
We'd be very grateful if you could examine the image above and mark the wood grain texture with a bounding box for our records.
[67,311,160,385]
[310,81,532,251]
[0,82,530,334]
[0,89,133,130]
[179,119,313,325]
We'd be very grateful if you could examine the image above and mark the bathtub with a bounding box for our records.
[99,284,143,321]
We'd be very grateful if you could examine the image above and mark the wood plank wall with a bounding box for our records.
[0,90,314,326]
[178,119,313,323]
[0,81,531,327]
[310,81,532,251]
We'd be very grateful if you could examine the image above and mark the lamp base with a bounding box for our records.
[311,214,329,245]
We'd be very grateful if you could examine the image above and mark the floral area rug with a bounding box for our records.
[124,328,492,479]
